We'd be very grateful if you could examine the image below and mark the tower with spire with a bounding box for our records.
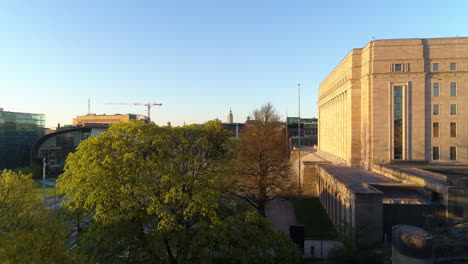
[227,108,233,124]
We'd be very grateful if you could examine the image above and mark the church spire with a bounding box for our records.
[227,107,233,124]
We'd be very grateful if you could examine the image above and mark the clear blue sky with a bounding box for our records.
[1,0,467,127]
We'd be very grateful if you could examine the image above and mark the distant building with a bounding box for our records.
[31,113,145,175]
[286,117,318,137]
[286,117,318,146]
[227,109,233,124]
[73,114,147,128]
[31,127,98,176]
[0,109,45,169]
[222,123,244,138]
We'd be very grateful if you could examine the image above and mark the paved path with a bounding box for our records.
[37,179,56,187]
[265,199,296,233]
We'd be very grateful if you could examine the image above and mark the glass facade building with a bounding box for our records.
[0,110,45,170]
[286,117,318,146]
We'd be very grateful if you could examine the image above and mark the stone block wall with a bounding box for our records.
[319,37,468,166]
[317,166,383,243]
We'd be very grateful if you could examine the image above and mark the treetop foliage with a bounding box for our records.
[57,120,301,263]
[0,170,68,263]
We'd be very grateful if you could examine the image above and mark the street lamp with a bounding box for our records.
[298,83,302,200]
[42,157,46,201]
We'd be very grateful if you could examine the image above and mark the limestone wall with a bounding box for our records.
[318,37,468,166]
[317,166,383,243]
[318,49,361,166]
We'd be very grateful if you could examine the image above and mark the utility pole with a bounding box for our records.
[42,157,46,201]
[298,83,302,200]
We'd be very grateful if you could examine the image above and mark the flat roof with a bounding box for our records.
[381,165,468,187]
[320,164,397,194]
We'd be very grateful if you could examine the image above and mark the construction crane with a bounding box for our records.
[107,102,162,123]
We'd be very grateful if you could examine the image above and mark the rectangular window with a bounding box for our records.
[393,86,403,160]
[394,64,402,72]
[450,82,457,96]
[450,62,456,71]
[433,104,439,115]
[433,83,439,96]
[450,104,457,115]
[433,146,440,160]
[433,123,439,137]
[450,122,457,137]
[433,63,439,71]
[450,146,457,160]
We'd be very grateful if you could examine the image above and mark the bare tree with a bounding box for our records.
[234,103,293,217]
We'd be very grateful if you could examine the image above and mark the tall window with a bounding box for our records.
[450,122,457,137]
[450,104,457,115]
[450,62,456,71]
[450,82,457,96]
[433,146,440,160]
[450,146,457,160]
[433,104,439,115]
[433,63,439,71]
[394,86,403,160]
[433,83,439,97]
[433,122,439,137]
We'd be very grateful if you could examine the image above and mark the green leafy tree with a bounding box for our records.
[234,103,294,216]
[0,170,69,263]
[58,120,300,263]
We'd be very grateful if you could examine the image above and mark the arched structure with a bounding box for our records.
[30,127,95,176]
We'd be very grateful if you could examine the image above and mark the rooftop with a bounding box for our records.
[320,164,396,194]
[381,165,468,187]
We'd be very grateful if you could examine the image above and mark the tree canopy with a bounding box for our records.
[57,120,300,263]
[234,103,294,216]
[0,170,69,263]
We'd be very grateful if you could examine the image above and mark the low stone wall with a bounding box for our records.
[317,166,383,243]
[447,187,468,222]
[372,164,468,222]
[302,161,331,198]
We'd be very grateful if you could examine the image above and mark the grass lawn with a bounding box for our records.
[34,182,57,199]
[293,198,337,239]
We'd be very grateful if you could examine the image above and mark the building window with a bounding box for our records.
[433,83,439,97]
[433,63,439,71]
[450,122,457,137]
[394,64,402,72]
[450,104,457,115]
[393,86,403,160]
[433,146,440,160]
[450,146,457,160]
[433,104,439,115]
[433,123,439,137]
[450,62,456,71]
[450,82,457,96]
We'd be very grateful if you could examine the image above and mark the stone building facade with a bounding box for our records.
[73,114,147,127]
[318,38,468,167]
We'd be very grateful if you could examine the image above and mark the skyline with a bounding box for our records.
[1,0,468,127]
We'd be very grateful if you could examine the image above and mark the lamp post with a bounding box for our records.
[42,157,46,201]
[298,84,302,200]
